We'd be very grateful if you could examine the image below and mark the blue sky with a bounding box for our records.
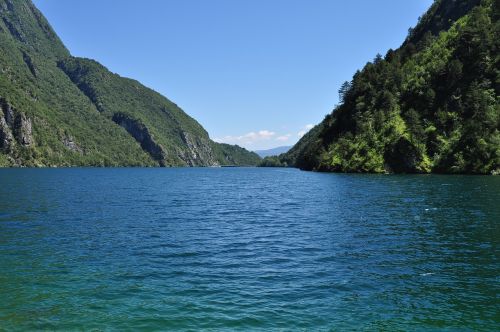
[34,0,433,150]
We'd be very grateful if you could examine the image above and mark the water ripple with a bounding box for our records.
[0,168,499,330]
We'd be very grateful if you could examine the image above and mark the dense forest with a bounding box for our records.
[274,0,499,174]
[0,0,260,167]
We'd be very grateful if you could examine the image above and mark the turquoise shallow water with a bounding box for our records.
[0,168,499,331]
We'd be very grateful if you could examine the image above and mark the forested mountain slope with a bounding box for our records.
[281,0,499,174]
[0,0,259,167]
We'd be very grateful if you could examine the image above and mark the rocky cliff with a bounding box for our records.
[0,0,260,167]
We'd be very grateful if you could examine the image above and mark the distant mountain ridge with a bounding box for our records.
[0,0,260,167]
[281,0,499,174]
[254,146,291,158]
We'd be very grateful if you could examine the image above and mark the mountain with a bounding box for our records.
[214,143,261,166]
[0,0,260,167]
[254,146,292,158]
[281,0,499,174]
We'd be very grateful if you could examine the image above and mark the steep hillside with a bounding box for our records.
[282,0,499,174]
[0,0,259,167]
[215,143,262,166]
[58,57,221,167]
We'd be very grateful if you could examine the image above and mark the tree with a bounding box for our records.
[338,81,352,104]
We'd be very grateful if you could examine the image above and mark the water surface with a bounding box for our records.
[0,168,499,330]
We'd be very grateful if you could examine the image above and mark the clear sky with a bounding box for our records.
[33,0,433,150]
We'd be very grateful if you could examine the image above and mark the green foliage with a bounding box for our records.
[0,0,259,167]
[0,0,156,166]
[0,152,10,166]
[58,57,217,166]
[215,143,261,166]
[259,156,286,167]
[283,0,499,174]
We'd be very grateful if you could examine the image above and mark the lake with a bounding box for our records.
[0,168,498,330]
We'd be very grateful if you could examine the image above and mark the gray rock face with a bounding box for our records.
[62,135,82,154]
[15,112,33,146]
[3,99,14,127]
[112,113,221,167]
[0,114,14,150]
[0,97,34,149]
[179,131,219,166]
[0,98,14,150]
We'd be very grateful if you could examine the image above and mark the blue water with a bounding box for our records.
[0,168,499,331]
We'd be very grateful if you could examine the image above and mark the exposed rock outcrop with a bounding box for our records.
[0,1,262,167]
[0,115,13,150]
[179,131,219,166]
[0,98,34,149]
[62,135,82,154]
[15,112,32,146]
[2,98,14,126]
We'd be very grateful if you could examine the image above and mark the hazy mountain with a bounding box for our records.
[254,146,292,158]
